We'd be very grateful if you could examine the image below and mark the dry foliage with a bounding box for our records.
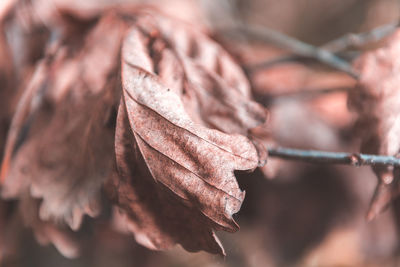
[2,0,400,266]
[0,4,268,258]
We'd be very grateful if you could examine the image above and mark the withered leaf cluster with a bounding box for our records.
[0,1,268,258]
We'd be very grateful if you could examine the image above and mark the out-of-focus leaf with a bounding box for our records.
[18,194,80,258]
[1,12,126,231]
[349,29,400,219]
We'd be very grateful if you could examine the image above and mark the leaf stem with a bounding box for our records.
[268,147,400,167]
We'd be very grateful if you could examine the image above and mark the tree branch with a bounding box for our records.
[233,24,359,78]
[255,86,349,106]
[268,147,400,167]
[322,22,399,52]
[246,22,398,73]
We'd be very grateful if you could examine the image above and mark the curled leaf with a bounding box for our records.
[107,10,267,255]
[132,9,268,136]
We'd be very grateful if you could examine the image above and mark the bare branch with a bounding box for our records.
[322,22,399,52]
[246,52,359,71]
[246,22,398,73]
[256,86,349,105]
[247,55,310,70]
[268,147,400,167]
[232,24,359,78]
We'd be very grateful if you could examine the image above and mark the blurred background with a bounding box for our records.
[1,0,400,266]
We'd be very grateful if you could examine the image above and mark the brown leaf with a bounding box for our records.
[132,9,267,136]
[18,194,81,258]
[107,106,226,255]
[349,29,400,219]
[1,12,126,230]
[107,10,267,255]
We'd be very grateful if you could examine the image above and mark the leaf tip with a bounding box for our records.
[366,183,393,221]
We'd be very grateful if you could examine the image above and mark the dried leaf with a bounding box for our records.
[1,12,126,230]
[108,106,226,254]
[18,194,81,258]
[106,10,267,255]
[349,29,400,219]
[1,7,268,256]
[131,10,267,135]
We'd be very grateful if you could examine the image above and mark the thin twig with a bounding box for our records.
[247,52,359,71]
[247,22,398,72]
[248,55,311,70]
[233,24,359,78]
[256,86,349,105]
[268,147,400,167]
[322,22,399,52]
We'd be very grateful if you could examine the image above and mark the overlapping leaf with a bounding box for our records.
[1,6,268,257]
[136,11,268,135]
[106,10,268,255]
